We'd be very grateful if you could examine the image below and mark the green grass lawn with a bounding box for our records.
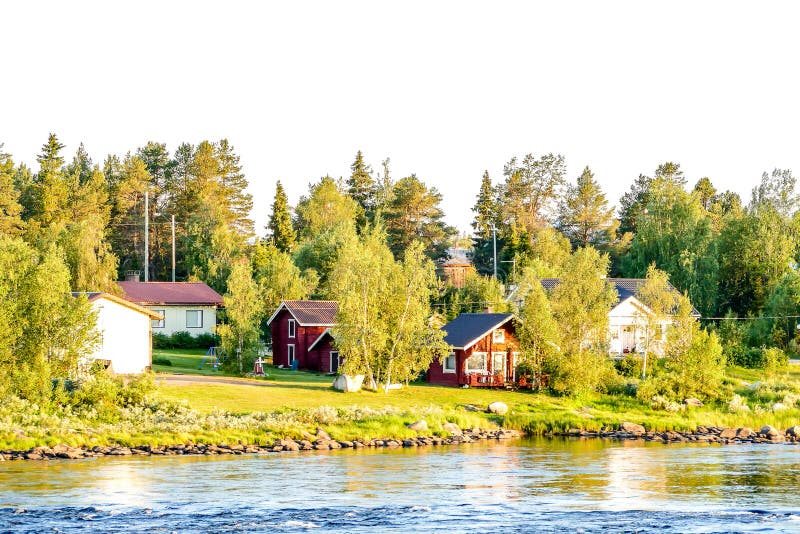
[151,349,800,437]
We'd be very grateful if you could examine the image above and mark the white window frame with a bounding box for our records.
[493,329,505,343]
[186,309,203,329]
[152,309,165,329]
[465,351,487,373]
[288,318,296,339]
[287,344,295,364]
[443,352,457,374]
[330,350,339,372]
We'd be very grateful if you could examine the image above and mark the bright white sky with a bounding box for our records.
[3,1,799,235]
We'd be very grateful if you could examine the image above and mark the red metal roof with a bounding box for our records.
[269,300,338,326]
[117,281,224,306]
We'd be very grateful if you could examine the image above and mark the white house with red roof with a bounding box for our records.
[117,281,224,337]
[74,292,163,374]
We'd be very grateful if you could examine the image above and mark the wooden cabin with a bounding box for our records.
[428,313,519,387]
[267,300,340,373]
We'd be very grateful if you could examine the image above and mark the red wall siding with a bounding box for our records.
[427,321,519,387]
[269,309,328,371]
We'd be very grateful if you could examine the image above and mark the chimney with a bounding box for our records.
[484,305,494,313]
[125,270,142,282]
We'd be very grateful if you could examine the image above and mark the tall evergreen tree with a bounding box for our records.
[28,133,69,228]
[346,150,375,226]
[557,166,619,251]
[383,174,455,260]
[267,181,296,252]
[470,170,499,275]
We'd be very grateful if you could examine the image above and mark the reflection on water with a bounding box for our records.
[2,438,800,532]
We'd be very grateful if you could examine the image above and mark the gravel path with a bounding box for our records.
[158,374,274,387]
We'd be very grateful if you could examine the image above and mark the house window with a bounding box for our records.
[493,329,505,343]
[186,310,203,328]
[288,319,296,338]
[465,352,487,373]
[152,310,165,328]
[287,344,295,364]
[492,352,506,375]
[443,352,456,374]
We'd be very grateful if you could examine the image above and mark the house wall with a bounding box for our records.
[608,298,670,356]
[308,336,337,373]
[270,309,330,370]
[148,305,217,337]
[428,322,519,387]
[87,298,152,374]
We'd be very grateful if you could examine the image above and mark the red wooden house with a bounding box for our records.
[428,313,519,387]
[267,300,340,373]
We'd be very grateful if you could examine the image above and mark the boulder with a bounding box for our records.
[407,420,428,432]
[332,374,365,393]
[719,428,738,439]
[487,402,509,415]
[316,427,331,441]
[442,422,462,436]
[737,427,755,439]
[786,426,800,438]
[772,402,788,411]
[759,425,781,438]
[620,422,646,435]
[683,398,703,407]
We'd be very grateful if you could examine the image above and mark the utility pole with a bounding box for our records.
[144,190,149,282]
[491,223,498,279]
[171,214,176,282]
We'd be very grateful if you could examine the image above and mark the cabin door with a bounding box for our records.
[330,351,340,373]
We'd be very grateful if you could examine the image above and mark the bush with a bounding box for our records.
[726,345,763,368]
[153,331,220,350]
[153,333,172,349]
[761,347,789,377]
[615,354,643,378]
[152,356,172,366]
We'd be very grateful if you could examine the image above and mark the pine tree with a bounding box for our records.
[29,133,69,228]
[470,171,498,275]
[267,181,296,252]
[0,145,25,236]
[216,139,254,238]
[347,150,375,226]
[558,166,619,250]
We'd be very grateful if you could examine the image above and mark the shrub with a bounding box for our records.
[170,331,195,348]
[193,333,220,350]
[152,356,172,366]
[152,333,172,349]
[727,346,763,368]
[761,347,788,377]
[615,354,643,378]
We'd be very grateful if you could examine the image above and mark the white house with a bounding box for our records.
[538,278,700,357]
[117,281,224,337]
[74,292,162,374]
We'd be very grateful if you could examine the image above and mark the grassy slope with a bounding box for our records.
[154,349,800,437]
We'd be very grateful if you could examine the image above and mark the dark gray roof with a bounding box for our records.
[539,278,700,316]
[441,313,514,350]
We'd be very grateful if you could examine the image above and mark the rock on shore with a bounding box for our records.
[553,423,800,444]
[1,427,523,462]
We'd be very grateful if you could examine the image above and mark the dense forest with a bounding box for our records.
[2,134,799,397]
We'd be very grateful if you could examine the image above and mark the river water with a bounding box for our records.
[2,438,800,533]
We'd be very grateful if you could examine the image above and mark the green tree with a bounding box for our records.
[693,177,717,211]
[383,174,455,260]
[516,274,559,389]
[0,238,98,402]
[295,176,359,238]
[346,150,375,227]
[293,222,358,294]
[217,259,263,373]
[557,166,621,251]
[546,247,618,395]
[252,241,318,332]
[499,153,566,237]
[330,226,447,390]
[27,133,69,230]
[0,145,25,236]
[267,181,296,252]
[470,171,499,275]
[622,176,719,316]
